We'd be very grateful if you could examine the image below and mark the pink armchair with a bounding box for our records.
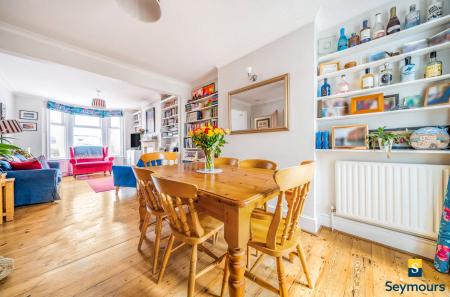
[69,146,114,178]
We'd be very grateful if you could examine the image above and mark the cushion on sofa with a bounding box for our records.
[10,159,43,170]
[0,160,12,171]
[37,155,50,169]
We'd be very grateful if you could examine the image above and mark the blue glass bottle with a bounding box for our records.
[322,131,330,149]
[337,28,348,51]
[320,78,331,97]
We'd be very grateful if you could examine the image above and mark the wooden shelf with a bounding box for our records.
[186,104,218,113]
[317,104,450,122]
[318,74,450,101]
[187,92,218,104]
[316,149,450,154]
[317,15,450,63]
[317,42,450,80]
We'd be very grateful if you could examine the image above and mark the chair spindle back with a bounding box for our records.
[151,175,205,238]
[239,159,278,170]
[133,167,163,213]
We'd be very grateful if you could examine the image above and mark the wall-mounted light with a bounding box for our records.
[247,66,258,82]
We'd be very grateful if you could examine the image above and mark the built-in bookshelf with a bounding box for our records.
[160,95,179,152]
[132,111,142,132]
[183,82,219,162]
[315,8,449,153]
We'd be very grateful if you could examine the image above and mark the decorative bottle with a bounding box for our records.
[427,0,443,21]
[337,75,350,93]
[373,13,385,39]
[425,51,442,78]
[386,7,401,35]
[337,28,348,51]
[320,78,331,97]
[379,63,393,86]
[360,20,371,43]
[400,56,416,82]
[405,4,421,29]
[361,68,375,89]
[348,33,360,47]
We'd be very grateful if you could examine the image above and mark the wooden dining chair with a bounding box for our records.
[214,157,239,167]
[152,175,227,297]
[222,162,315,297]
[133,167,168,275]
[140,152,178,167]
[239,159,278,170]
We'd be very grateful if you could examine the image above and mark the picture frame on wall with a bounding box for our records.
[383,94,399,111]
[350,93,384,114]
[145,107,155,133]
[19,110,38,121]
[332,124,368,149]
[424,82,450,106]
[19,122,37,131]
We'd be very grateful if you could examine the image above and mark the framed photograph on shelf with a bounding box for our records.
[383,94,399,111]
[19,110,38,121]
[319,61,340,75]
[400,95,423,109]
[19,122,37,131]
[318,98,348,118]
[350,93,384,114]
[331,124,368,149]
[424,82,450,106]
[254,116,271,129]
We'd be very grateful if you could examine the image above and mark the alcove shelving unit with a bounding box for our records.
[160,95,180,152]
[183,83,219,162]
[315,9,449,155]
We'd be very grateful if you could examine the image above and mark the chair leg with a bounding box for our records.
[297,243,313,289]
[246,246,250,268]
[276,257,288,297]
[152,215,163,274]
[138,212,150,251]
[115,186,120,195]
[158,234,175,284]
[220,254,229,297]
[187,244,198,297]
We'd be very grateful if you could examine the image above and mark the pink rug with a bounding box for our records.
[86,176,115,193]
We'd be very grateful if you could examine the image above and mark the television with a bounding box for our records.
[130,133,141,149]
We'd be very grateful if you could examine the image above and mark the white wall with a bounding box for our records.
[13,93,46,156]
[0,77,15,118]
[218,22,318,232]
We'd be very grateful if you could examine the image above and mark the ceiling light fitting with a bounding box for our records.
[247,66,258,82]
[116,0,161,23]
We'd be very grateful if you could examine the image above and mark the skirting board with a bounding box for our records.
[320,214,436,259]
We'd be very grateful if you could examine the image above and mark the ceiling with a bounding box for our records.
[0,0,323,83]
[0,52,161,109]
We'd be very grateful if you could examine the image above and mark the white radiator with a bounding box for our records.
[335,161,450,239]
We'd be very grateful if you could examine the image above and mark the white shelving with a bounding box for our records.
[161,104,178,111]
[160,96,180,152]
[317,42,450,80]
[186,104,219,113]
[317,15,450,63]
[187,92,218,104]
[316,149,450,154]
[317,104,450,122]
[318,74,450,101]
[186,116,218,124]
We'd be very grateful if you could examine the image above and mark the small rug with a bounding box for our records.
[86,176,115,193]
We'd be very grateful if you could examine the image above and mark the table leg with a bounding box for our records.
[223,206,252,297]
[5,182,13,221]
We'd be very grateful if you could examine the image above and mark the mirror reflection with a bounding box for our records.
[228,74,289,134]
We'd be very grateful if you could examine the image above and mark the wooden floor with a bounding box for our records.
[0,175,449,297]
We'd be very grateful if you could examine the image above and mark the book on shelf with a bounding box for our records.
[163,107,177,118]
[185,106,218,122]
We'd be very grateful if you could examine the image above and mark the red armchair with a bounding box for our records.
[69,146,114,178]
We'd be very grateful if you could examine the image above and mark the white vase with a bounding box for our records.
[378,138,393,152]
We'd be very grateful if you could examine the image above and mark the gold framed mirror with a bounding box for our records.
[228,73,289,134]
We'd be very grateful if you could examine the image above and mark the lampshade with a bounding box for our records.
[116,0,161,23]
[0,119,23,134]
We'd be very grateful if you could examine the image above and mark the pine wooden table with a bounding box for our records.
[0,178,15,224]
[141,162,278,297]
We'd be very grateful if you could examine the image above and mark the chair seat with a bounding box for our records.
[249,211,300,257]
[171,211,223,245]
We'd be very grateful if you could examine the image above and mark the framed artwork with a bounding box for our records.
[319,61,340,75]
[318,36,336,56]
[350,93,384,114]
[145,107,155,133]
[383,94,399,111]
[19,110,38,121]
[254,116,271,129]
[424,82,450,106]
[202,83,216,97]
[401,95,423,109]
[319,98,348,118]
[19,122,37,131]
[332,124,368,149]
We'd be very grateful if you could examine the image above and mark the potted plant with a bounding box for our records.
[188,124,230,173]
[0,143,21,180]
[368,127,399,154]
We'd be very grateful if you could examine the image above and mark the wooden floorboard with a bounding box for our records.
[0,175,449,296]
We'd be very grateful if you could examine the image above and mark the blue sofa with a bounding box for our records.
[8,161,62,206]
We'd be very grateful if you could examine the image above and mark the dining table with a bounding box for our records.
[140,162,279,297]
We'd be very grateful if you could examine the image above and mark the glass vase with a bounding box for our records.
[204,150,215,172]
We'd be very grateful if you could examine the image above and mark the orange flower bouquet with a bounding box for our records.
[188,125,230,173]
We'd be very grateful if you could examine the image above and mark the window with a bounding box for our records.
[73,115,102,146]
[108,117,122,156]
[49,110,66,159]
